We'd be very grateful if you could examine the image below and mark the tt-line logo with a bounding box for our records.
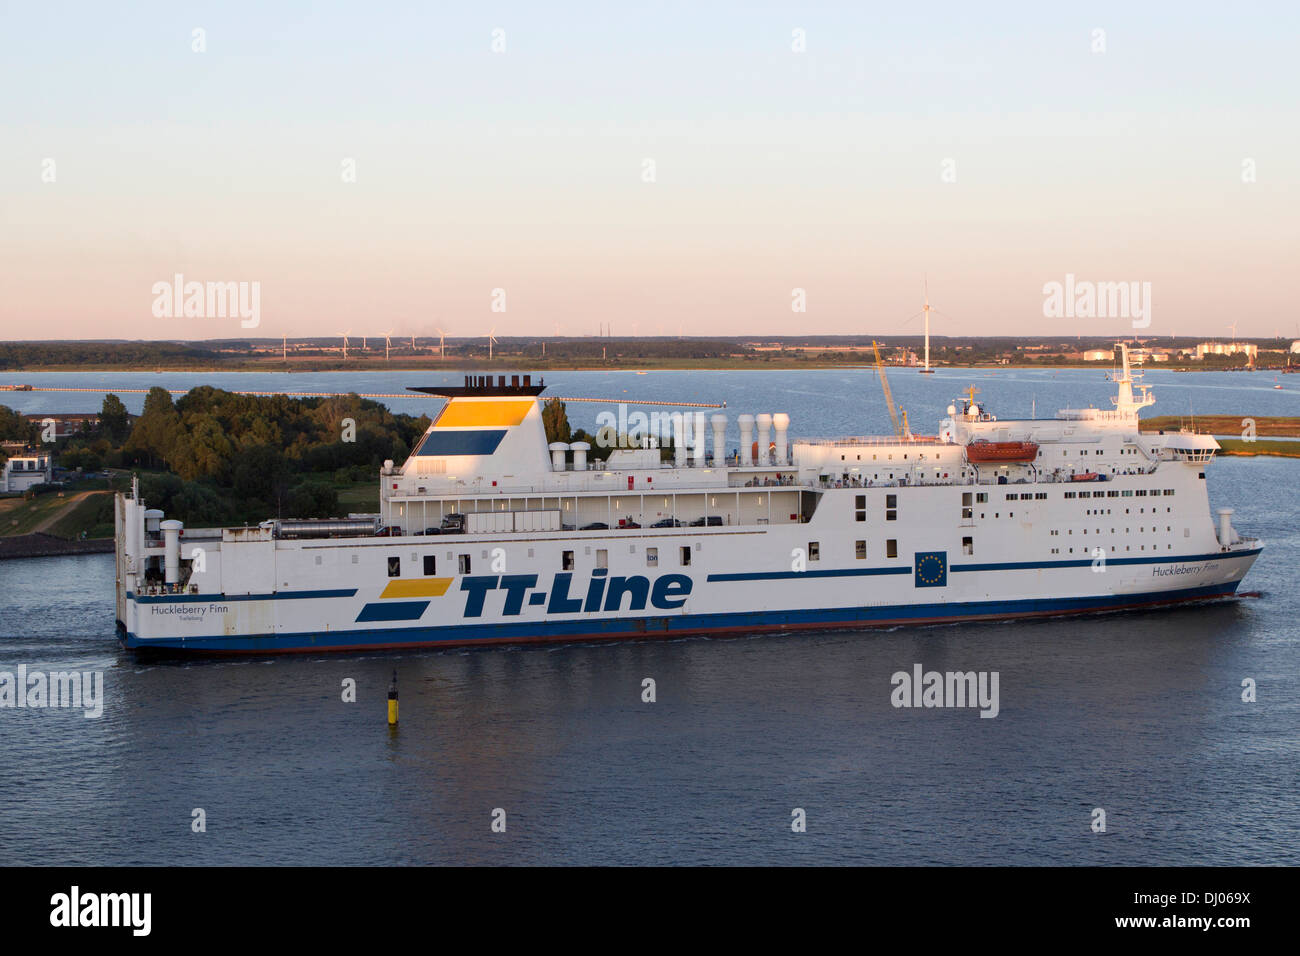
[0,665,103,718]
[50,887,150,936]
[151,273,260,328]
[1042,273,1151,329]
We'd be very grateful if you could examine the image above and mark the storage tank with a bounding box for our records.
[160,519,184,585]
[738,415,755,465]
[755,414,773,465]
[773,413,790,465]
[710,414,728,467]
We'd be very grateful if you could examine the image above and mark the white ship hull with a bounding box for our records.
[114,358,1262,654]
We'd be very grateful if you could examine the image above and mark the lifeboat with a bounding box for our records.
[964,440,1038,463]
[1070,472,1102,482]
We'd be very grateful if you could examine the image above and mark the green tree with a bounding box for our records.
[542,399,570,443]
[99,394,130,442]
[124,387,180,468]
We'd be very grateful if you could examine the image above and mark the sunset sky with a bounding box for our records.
[1,2,1296,341]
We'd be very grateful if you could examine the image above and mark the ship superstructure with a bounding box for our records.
[114,347,1261,653]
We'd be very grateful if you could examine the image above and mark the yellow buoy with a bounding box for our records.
[387,670,398,725]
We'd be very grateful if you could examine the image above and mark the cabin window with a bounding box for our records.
[855,540,866,559]
[962,492,972,519]
[423,555,436,575]
[596,549,608,569]
[388,556,401,577]
[962,536,973,555]
[680,546,691,566]
[855,495,866,521]
[562,550,574,571]
[885,494,897,522]
[976,493,987,503]
[886,539,897,559]
[458,554,471,574]
[646,547,658,567]
[808,542,819,561]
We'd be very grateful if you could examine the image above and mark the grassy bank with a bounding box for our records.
[1217,439,1300,458]
[1141,415,1300,437]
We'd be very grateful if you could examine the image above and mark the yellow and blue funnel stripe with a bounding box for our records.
[410,398,535,457]
[355,578,453,622]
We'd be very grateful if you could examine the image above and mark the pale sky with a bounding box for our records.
[1,1,1297,341]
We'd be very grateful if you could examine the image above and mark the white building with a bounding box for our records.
[2,453,52,493]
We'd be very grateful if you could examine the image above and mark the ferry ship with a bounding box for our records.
[113,346,1261,654]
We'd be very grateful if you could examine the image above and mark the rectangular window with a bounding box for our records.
[885,493,897,522]
[855,540,866,559]
[562,550,574,571]
[808,541,819,561]
[387,556,401,577]
[680,546,691,566]
[855,494,866,522]
[962,536,973,555]
[886,539,897,559]
[422,555,436,576]
[596,549,608,569]
[976,493,987,503]
[458,554,471,574]
[646,547,658,567]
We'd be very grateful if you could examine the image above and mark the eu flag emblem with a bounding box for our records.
[914,551,947,588]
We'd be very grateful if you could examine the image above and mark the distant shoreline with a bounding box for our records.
[2,361,1295,374]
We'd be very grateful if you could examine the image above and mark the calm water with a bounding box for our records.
[0,369,1297,864]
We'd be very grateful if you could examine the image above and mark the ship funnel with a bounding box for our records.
[1217,508,1236,547]
[571,441,591,472]
[738,415,755,465]
[161,519,184,585]
[711,414,728,467]
[756,414,772,466]
[773,413,790,465]
[549,442,569,471]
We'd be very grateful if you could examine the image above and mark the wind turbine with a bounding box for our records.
[919,279,935,373]
[410,335,417,351]
[336,329,351,361]
[900,277,950,373]
[487,328,498,361]
[282,335,287,361]
[382,329,393,361]
[435,327,448,359]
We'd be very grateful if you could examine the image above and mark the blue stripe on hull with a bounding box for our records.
[123,582,1243,654]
